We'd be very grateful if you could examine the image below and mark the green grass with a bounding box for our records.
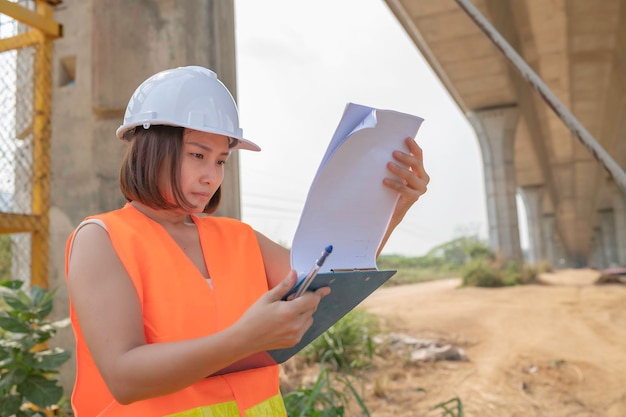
[283,366,370,417]
[301,309,380,371]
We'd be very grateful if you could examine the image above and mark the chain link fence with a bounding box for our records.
[0,0,56,288]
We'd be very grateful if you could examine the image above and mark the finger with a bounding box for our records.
[314,286,331,298]
[404,137,423,159]
[386,161,418,189]
[390,143,429,190]
[267,270,297,302]
[392,149,424,175]
[293,287,329,316]
[383,169,428,197]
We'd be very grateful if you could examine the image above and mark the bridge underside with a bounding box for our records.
[385,0,626,266]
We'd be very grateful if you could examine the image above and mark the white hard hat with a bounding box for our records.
[116,66,260,151]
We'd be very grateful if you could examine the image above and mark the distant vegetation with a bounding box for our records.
[379,235,551,288]
[378,235,491,286]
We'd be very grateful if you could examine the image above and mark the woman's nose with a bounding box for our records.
[200,164,221,184]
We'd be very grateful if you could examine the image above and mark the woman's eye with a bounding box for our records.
[217,160,227,166]
[191,153,204,160]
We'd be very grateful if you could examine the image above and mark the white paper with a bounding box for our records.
[291,103,424,276]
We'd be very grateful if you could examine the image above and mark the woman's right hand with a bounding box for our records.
[234,271,331,351]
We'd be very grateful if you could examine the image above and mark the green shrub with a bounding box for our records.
[0,280,71,417]
[283,366,370,417]
[461,259,503,287]
[501,260,522,286]
[301,309,379,371]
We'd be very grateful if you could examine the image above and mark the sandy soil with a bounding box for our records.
[284,269,626,416]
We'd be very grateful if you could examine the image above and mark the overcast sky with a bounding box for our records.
[233,0,494,256]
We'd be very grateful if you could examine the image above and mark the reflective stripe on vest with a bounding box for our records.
[165,394,286,417]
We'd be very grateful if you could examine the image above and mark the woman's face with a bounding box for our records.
[173,129,230,212]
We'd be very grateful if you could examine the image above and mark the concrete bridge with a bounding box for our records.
[384,0,626,268]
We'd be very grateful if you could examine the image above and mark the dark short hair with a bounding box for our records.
[119,125,222,214]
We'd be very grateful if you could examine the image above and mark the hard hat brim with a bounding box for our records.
[115,122,261,152]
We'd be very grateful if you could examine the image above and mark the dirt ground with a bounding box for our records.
[283,269,626,416]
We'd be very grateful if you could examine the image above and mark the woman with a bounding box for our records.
[66,66,429,416]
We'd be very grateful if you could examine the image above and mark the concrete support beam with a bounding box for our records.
[519,185,545,264]
[615,189,626,266]
[597,208,619,268]
[469,105,523,264]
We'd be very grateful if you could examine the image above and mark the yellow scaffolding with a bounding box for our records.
[0,0,62,288]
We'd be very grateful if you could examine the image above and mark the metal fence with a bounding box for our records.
[0,0,61,288]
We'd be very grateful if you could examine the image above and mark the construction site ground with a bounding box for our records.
[282,268,626,416]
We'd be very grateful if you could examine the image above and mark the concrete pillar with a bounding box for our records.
[615,190,626,266]
[597,209,618,267]
[468,105,523,264]
[519,185,545,264]
[590,227,606,269]
[49,0,240,392]
[542,214,557,267]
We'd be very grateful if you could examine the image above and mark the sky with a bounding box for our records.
[232,0,495,257]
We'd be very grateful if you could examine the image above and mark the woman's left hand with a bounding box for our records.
[377,136,429,256]
[383,137,430,225]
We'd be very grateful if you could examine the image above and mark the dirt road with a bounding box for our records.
[355,269,626,416]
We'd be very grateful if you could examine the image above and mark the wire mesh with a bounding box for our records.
[0,0,51,288]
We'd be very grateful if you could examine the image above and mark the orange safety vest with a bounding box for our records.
[65,204,286,417]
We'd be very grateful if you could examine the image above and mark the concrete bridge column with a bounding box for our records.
[519,185,545,264]
[590,227,607,269]
[542,214,558,267]
[597,209,618,268]
[468,106,523,264]
[614,190,626,266]
[49,0,240,393]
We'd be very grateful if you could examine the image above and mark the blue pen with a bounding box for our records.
[294,245,333,298]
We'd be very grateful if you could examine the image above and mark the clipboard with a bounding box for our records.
[211,269,396,375]
[212,103,421,376]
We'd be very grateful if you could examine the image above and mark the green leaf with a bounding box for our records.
[0,367,28,391]
[16,289,32,307]
[18,375,63,408]
[35,289,57,320]
[0,280,23,290]
[0,393,22,416]
[34,286,57,313]
[35,349,71,370]
[37,303,54,320]
[3,293,31,312]
[30,286,46,306]
[20,351,38,368]
[0,345,10,359]
[0,315,31,333]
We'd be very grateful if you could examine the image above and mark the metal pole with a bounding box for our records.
[454,0,626,192]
